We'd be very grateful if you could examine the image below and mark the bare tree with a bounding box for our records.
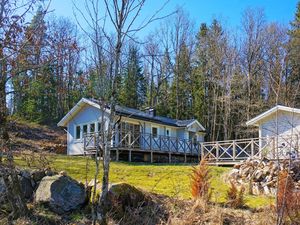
[74,0,172,223]
[0,0,50,220]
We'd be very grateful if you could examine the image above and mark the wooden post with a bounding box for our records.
[116,149,119,161]
[129,150,132,162]
[150,134,152,151]
[159,135,162,150]
[233,140,236,161]
[251,138,255,158]
[184,154,187,163]
[272,137,276,159]
[150,151,153,163]
[216,142,219,162]
[295,134,299,158]
[169,153,171,163]
[201,143,204,161]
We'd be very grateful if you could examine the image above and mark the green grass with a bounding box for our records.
[15,154,273,209]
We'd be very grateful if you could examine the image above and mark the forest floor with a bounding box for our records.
[5,119,277,224]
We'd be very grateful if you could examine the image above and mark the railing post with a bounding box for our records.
[150,151,153,163]
[150,134,152,151]
[159,135,162,151]
[251,138,254,158]
[201,143,204,161]
[233,140,236,161]
[83,134,86,151]
[295,134,299,158]
[216,142,219,162]
[272,137,276,159]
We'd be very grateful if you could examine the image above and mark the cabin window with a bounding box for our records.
[83,124,88,135]
[90,123,95,133]
[152,127,158,138]
[166,129,170,137]
[75,126,81,139]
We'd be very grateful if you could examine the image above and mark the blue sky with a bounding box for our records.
[49,0,298,37]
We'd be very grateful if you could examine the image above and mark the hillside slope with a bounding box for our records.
[8,118,66,153]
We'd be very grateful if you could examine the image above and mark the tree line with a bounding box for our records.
[5,2,300,142]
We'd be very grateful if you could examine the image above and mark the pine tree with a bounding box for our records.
[119,45,146,109]
[170,43,192,119]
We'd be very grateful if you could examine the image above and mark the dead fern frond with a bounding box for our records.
[191,158,211,202]
[225,181,245,209]
[277,170,300,224]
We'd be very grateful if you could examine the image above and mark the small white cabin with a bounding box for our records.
[246,105,300,158]
[58,98,206,157]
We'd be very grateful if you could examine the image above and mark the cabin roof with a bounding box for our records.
[57,98,206,131]
[246,105,300,127]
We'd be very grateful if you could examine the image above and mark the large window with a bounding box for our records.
[90,123,95,133]
[152,127,158,138]
[83,124,88,135]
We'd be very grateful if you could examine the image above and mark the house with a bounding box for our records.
[246,105,300,158]
[58,98,206,162]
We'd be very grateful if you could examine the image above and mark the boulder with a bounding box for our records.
[35,175,87,214]
[102,183,149,218]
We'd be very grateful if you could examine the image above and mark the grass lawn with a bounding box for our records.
[15,154,273,209]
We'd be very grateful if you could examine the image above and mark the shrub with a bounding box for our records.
[191,158,211,202]
[277,170,300,224]
[225,181,245,209]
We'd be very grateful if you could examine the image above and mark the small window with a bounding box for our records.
[83,124,88,135]
[76,126,81,139]
[166,129,170,137]
[152,127,158,138]
[90,123,95,133]
[98,122,102,132]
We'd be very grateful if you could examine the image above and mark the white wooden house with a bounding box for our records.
[58,98,205,161]
[246,105,300,158]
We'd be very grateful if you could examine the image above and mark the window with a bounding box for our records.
[152,127,158,138]
[83,124,88,135]
[90,123,95,133]
[166,129,170,137]
[76,126,81,139]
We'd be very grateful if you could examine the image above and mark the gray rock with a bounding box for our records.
[101,183,149,218]
[35,175,87,214]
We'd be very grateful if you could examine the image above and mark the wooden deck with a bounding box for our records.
[84,132,300,165]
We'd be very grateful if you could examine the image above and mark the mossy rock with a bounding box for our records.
[103,183,149,218]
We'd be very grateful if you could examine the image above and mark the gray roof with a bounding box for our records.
[88,98,205,130]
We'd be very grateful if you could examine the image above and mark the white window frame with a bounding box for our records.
[73,120,99,142]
